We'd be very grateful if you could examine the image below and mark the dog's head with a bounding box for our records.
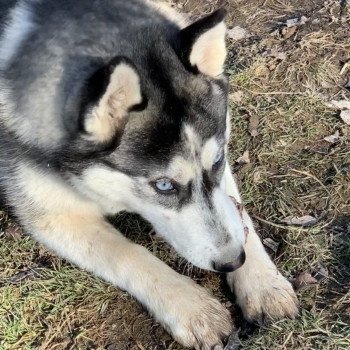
[68,9,246,272]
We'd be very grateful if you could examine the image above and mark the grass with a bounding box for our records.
[1,0,350,349]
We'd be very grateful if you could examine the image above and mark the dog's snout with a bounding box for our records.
[212,261,236,273]
[212,250,246,273]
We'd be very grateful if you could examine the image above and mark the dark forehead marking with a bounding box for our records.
[143,121,182,158]
[177,180,193,208]
[137,48,188,158]
[202,170,215,208]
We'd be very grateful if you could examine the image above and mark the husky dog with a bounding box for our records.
[0,1,298,348]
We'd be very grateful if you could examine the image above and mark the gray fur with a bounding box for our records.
[1,0,179,147]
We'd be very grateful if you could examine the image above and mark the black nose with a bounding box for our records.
[212,250,246,273]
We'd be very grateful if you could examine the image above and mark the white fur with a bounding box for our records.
[201,137,220,170]
[70,165,134,214]
[222,162,242,200]
[0,1,37,69]
[138,190,245,270]
[183,124,202,156]
[166,155,196,185]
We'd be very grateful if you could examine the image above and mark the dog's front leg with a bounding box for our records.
[223,164,298,324]
[29,213,232,349]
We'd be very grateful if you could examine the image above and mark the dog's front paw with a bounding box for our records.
[228,267,298,325]
[160,278,233,350]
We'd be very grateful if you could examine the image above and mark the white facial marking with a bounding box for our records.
[166,156,196,185]
[183,124,202,156]
[0,1,37,69]
[75,166,135,214]
[201,137,220,170]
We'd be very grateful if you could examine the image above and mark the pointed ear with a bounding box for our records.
[82,57,143,143]
[179,9,227,77]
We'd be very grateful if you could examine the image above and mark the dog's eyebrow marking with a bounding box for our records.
[0,1,37,69]
[183,124,201,157]
[167,155,195,185]
[201,137,220,170]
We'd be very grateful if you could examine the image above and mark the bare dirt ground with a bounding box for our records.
[1,1,350,349]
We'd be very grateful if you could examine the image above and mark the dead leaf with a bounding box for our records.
[10,268,41,284]
[235,151,250,165]
[323,130,340,143]
[267,61,277,71]
[253,170,263,183]
[106,345,118,350]
[340,110,350,125]
[330,99,350,110]
[263,237,280,253]
[227,26,249,41]
[249,114,259,137]
[253,64,270,77]
[313,264,328,282]
[306,140,334,154]
[230,91,243,103]
[281,215,318,226]
[4,224,23,240]
[293,272,318,292]
[286,15,308,27]
[281,25,298,39]
[263,48,286,60]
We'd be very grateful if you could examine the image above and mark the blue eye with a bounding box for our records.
[153,178,175,194]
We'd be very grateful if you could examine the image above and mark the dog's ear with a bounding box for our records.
[81,57,143,143]
[179,9,227,77]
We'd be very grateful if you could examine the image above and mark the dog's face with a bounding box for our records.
[70,10,246,272]
[126,127,247,272]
